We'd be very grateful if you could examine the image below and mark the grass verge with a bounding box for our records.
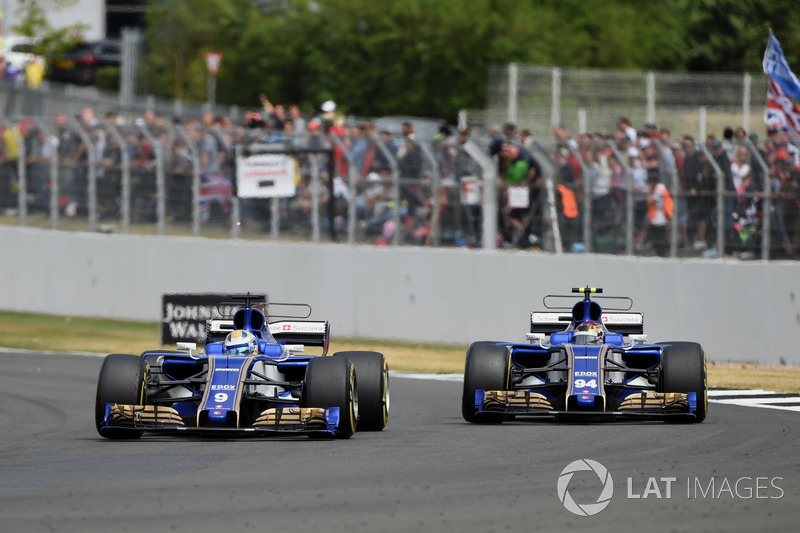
[1,311,798,393]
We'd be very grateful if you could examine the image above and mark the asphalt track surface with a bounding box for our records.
[1,351,799,533]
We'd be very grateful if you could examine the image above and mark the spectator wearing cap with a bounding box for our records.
[644,122,658,140]
[502,122,518,143]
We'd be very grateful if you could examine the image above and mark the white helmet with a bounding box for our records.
[224,329,258,354]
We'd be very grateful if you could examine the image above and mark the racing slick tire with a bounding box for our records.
[95,353,148,439]
[462,341,511,424]
[304,356,358,439]
[333,351,389,431]
[660,342,707,423]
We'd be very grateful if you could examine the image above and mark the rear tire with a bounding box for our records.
[462,342,511,424]
[95,353,148,439]
[304,356,358,439]
[334,351,389,431]
[660,342,707,423]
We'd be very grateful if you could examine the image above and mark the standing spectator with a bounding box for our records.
[772,150,800,257]
[348,122,371,179]
[397,122,423,234]
[25,124,53,211]
[520,129,534,150]
[498,141,532,247]
[684,140,716,251]
[55,113,85,216]
[289,104,306,133]
[0,122,22,211]
[646,174,671,257]
[502,122,518,143]
[97,129,123,218]
[617,117,637,145]
[628,147,650,251]
[23,56,45,115]
[709,139,735,235]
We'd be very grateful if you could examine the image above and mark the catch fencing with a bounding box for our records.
[0,64,797,261]
[462,64,768,142]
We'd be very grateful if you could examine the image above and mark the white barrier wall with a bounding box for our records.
[1,226,797,364]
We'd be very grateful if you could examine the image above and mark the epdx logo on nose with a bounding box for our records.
[557,459,614,516]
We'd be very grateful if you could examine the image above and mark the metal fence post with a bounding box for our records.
[32,117,59,229]
[418,141,442,246]
[657,139,680,258]
[508,63,518,125]
[606,141,635,255]
[700,142,726,257]
[461,139,497,250]
[369,133,401,246]
[101,120,131,233]
[174,125,201,237]
[530,141,562,254]
[565,142,592,252]
[136,123,166,235]
[67,116,97,231]
[744,136,772,260]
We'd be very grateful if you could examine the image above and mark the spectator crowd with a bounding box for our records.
[1,99,798,260]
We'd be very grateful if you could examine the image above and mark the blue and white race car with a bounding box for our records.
[462,287,707,423]
[96,294,389,439]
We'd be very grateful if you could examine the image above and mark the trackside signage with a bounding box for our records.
[235,154,297,198]
[161,294,239,344]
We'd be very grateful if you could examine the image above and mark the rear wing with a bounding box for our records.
[530,311,644,336]
[205,318,330,355]
[269,321,330,355]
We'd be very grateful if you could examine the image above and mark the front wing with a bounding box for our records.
[100,403,343,436]
[475,389,702,421]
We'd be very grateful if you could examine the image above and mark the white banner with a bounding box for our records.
[235,154,297,198]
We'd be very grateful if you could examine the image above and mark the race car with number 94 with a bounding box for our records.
[462,287,707,423]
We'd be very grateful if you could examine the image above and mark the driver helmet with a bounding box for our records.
[224,329,258,354]
[574,321,603,344]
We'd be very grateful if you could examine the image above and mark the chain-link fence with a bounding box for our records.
[462,64,768,143]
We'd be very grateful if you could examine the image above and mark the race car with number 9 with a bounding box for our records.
[95,294,389,439]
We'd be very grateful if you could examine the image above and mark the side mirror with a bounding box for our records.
[282,344,305,355]
[177,341,197,354]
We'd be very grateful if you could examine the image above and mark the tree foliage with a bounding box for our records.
[140,0,800,121]
[9,0,90,60]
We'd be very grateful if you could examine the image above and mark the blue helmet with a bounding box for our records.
[224,329,258,354]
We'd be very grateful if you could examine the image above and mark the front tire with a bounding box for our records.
[304,356,358,439]
[334,351,389,431]
[660,342,707,423]
[95,353,148,439]
[462,342,511,423]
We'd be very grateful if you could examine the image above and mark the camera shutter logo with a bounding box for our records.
[557,459,614,516]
